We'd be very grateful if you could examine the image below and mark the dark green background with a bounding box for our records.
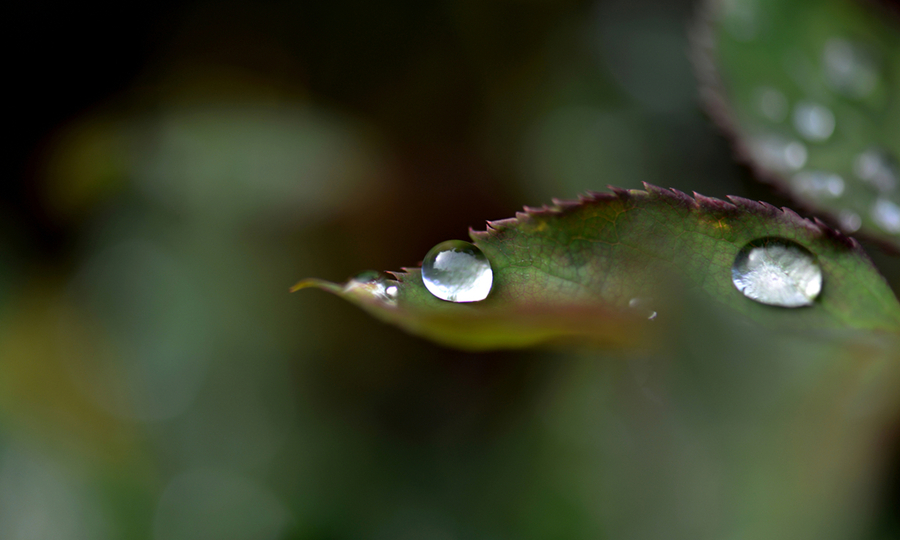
[3,0,898,539]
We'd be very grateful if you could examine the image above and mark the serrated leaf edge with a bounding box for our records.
[376,183,868,283]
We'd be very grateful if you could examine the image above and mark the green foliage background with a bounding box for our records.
[2,0,899,539]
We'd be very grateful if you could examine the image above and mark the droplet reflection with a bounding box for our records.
[422,240,493,303]
[732,238,822,308]
[343,270,398,305]
[628,297,658,320]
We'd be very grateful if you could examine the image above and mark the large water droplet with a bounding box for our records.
[731,238,822,307]
[793,102,835,142]
[422,240,493,302]
[823,38,879,99]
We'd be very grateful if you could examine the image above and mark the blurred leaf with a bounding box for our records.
[39,101,383,227]
[131,104,382,225]
[695,0,900,248]
[40,115,131,222]
[0,287,144,465]
[296,184,900,350]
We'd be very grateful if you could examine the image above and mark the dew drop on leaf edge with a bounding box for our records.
[731,238,822,308]
[422,240,493,303]
[350,270,383,283]
[344,270,398,304]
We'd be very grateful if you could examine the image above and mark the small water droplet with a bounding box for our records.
[351,270,382,283]
[871,198,900,234]
[628,297,658,320]
[854,148,898,193]
[823,38,878,98]
[344,270,398,304]
[838,210,862,233]
[732,238,822,308]
[755,87,788,122]
[791,170,844,198]
[793,102,835,142]
[752,136,807,172]
[422,240,493,302]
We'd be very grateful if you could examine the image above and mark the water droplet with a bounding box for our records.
[732,238,822,308]
[344,271,398,304]
[871,198,900,234]
[791,170,844,198]
[755,87,788,122]
[422,240,493,302]
[854,148,898,193]
[628,297,658,320]
[350,270,382,283]
[838,210,862,233]
[793,102,835,142]
[752,136,807,172]
[823,38,878,98]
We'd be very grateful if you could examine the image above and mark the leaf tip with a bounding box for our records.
[290,278,338,293]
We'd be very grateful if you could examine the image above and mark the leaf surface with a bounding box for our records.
[296,184,900,350]
[695,0,900,248]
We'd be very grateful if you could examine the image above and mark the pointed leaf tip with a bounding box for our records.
[290,278,340,294]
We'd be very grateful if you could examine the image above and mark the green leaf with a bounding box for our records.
[295,184,900,350]
[695,0,900,248]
